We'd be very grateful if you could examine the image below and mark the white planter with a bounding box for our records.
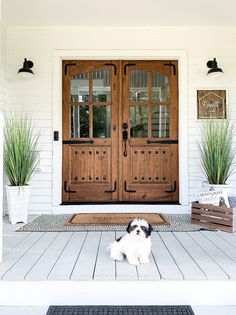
[209,184,232,194]
[5,185,31,224]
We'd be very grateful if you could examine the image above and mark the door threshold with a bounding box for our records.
[61,201,181,205]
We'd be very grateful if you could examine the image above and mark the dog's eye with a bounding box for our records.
[141,226,148,232]
[129,224,138,231]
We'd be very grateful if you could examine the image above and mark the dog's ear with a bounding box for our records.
[126,220,133,233]
[148,223,153,236]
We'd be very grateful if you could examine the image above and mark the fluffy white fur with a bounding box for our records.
[108,218,153,265]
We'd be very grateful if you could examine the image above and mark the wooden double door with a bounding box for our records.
[62,60,178,203]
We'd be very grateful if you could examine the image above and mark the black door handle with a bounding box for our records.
[122,130,128,157]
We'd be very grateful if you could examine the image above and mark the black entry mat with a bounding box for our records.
[46,305,195,315]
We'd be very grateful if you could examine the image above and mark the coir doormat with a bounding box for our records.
[64,213,170,226]
[46,305,195,315]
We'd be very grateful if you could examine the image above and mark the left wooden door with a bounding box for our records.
[62,61,119,202]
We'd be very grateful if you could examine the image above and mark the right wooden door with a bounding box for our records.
[121,60,179,202]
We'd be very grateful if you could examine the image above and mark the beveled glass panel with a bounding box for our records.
[130,106,148,138]
[152,105,170,138]
[152,73,169,102]
[71,72,89,102]
[71,105,89,138]
[92,70,111,102]
[93,105,111,138]
[130,70,148,102]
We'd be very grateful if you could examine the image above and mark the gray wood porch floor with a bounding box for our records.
[2,216,236,281]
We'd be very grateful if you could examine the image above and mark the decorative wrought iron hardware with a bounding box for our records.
[105,180,117,193]
[104,63,117,75]
[63,140,94,144]
[64,63,76,75]
[123,63,136,75]
[164,63,176,75]
[64,181,76,193]
[124,180,136,193]
[165,181,177,193]
[147,139,178,144]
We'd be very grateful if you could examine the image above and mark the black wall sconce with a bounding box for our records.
[207,58,223,78]
[17,58,34,78]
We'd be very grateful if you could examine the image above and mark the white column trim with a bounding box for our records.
[52,49,188,213]
[0,111,3,263]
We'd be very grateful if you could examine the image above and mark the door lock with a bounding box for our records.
[122,122,128,129]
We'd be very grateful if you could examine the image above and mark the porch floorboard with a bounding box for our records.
[2,216,236,282]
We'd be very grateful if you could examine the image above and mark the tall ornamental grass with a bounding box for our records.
[4,112,39,186]
[199,120,235,184]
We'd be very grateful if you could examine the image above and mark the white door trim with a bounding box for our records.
[52,49,188,213]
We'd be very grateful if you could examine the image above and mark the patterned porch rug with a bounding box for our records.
[46,305,195,315]
[15,214,214,232]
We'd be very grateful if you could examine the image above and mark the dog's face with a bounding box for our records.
[126,218,153,238]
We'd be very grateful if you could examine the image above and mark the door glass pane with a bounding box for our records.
[130,106,148,137]
[152,73,169,102]
[93,105,111,138]
[71,105,89,138]
[71,72,89,102]
[152,105,170,138]
[92,70,111,102]
[130,70,148,102]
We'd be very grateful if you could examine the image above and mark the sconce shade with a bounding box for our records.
[17,58,34,78]
[207,58,223,78]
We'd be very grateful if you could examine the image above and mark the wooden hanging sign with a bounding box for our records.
[197,89,226,119]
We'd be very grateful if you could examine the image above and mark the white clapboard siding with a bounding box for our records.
[29,196,52,204]
[0,232,45,278]
[29,204,52,212]
[115,232,138,280]
[188,232,236,279]
[29,181,52,189]
[174,232,228,280]
[25,232,72,280]
[151,232,183,280]
[200,231,236,263]
[159,232,206,280]
[3,233,58,280]
[48,232,87,280]
[3,232,30,256]
[70,232,101,280]
[93,232,116,281]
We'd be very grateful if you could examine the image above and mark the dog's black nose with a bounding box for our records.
[136,229,140,234]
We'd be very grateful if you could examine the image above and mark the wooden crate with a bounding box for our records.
[191,202,236,232]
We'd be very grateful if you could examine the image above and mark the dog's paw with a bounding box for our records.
[139,257,150,264]
[127,259,139,265]
[110,254,124,262]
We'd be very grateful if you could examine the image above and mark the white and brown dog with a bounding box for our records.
[108,218,153,265]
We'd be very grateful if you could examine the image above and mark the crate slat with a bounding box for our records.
[191,201,235,233]
[192,208,233,220]
[192,213,233,227]
[192,219,233,233]
[192,202,233,214]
